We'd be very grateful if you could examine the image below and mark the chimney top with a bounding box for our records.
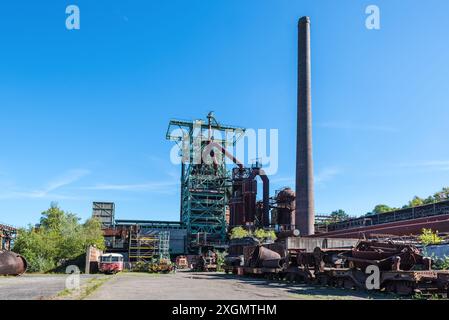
[299,16,310,25]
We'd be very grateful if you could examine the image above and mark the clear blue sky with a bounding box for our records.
[1,0,449,227]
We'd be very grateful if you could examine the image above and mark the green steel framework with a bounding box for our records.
[166,112,245,249]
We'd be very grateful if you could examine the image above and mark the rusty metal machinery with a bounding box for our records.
[229,163,270,229]
[341,240,426,272]
[271,188,296,231]
[226,238,449,296]
[1,223,17,251]
[0,250,27,276]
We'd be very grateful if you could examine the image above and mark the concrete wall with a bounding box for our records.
[85,246,103,274]
[285,237,358,252]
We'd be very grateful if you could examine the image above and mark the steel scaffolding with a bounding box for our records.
[166,112,245,250]
[128,230,170,262]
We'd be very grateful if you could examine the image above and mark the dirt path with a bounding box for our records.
[86,271,385,300]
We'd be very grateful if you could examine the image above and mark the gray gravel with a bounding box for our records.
[0,274,101,300]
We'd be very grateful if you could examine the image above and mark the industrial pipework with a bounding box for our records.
[0,250,27,276]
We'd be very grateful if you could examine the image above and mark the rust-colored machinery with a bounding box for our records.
[226,239,449,296]
[175,255,189,269]
[271,188,296,231]
[194,250,218,272]
[341,240,427,272]
[229,163,270,228]
[0,250,27,276]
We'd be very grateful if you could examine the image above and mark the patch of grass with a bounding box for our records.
[79,277,110,300]
[53,276,111,300]
[56,288,74,297]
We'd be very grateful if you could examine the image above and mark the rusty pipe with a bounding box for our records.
[251,246,281,267]
[0,250,27,276]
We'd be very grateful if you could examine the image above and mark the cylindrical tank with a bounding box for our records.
[277,229,300,239]
[275,188,296,227]
[250,246,282,267]
[0,250,28,276]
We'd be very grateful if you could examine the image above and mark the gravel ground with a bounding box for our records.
[0,274,102,300]
[85,271,386,300]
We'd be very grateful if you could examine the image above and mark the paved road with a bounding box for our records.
[86,271,380,300]
[0,274,101,300]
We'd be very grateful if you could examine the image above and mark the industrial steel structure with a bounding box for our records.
[229,162,270,229]
[166,112,246,250]
[313,200,449,238]
[92,202,115,228]
[0,223,17,251]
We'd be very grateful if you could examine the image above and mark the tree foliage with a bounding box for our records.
[329,209,349,222]
[372,204,396,214]
[364,187,449,216]
[13,204,105,273]
[253,229,277,241]
[229,227,276,241]
[229,227,250,239]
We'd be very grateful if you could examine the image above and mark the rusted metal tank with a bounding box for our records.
[261,258,286,269]
[277,229,300,239]
[0,250,27,276]
[249,245,282,267]
[275,188,296,228]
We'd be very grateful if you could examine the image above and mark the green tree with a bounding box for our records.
[82,218,106,249]
[434,187,449,202]
[372,204,393,214]
[408,196,424,208]
[423,196,435,205]
[330,209,349,222]
[13,204,105,273]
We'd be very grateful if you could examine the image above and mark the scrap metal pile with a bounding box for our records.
[224,238,449,296]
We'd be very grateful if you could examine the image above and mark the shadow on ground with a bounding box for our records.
[193,272,397,300]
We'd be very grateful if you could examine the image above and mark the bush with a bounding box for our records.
[433,256,449,270]
[418,228,442,246]
[229,227,249,239]
[253,229,276,241]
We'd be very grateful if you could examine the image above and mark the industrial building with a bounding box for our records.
[94,15,449,266]
[0,223,17,251]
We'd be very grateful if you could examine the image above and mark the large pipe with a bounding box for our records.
[0,250,27,276]
[295,16,315,236]
[248,168,270,227]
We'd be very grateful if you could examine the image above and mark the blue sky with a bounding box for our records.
[1,0,449,227]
